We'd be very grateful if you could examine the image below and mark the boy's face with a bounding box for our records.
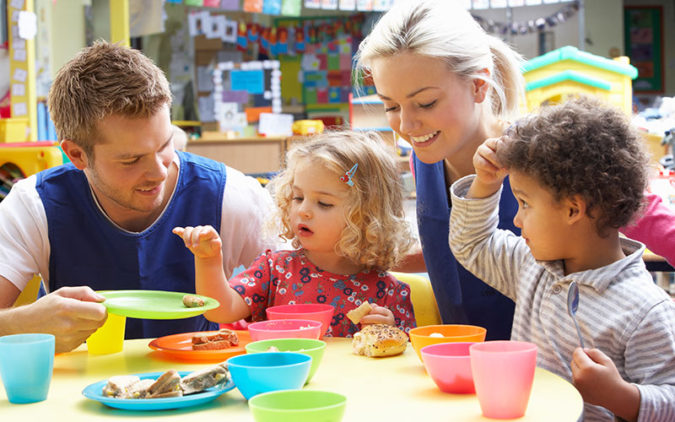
[82,106,176,230]
[289,160,350,258]
[509,170,573,262]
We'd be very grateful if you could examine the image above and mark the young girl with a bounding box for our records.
[174,131,417,336]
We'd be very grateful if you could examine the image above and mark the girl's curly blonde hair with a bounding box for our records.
[268,130,415,271]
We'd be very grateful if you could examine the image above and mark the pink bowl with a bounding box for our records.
[248,319,322,341]
[421,342,475,394]
[266,304,335,338]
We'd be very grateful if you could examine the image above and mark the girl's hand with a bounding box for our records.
[172,226,222,259]
[571,347,640,421]
[359,304,395,326]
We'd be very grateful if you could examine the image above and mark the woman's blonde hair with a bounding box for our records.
[48,41,172,157]
[355,0,525,121]
[269,130,415,271]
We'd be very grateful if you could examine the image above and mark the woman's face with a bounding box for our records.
[370,52,484,164]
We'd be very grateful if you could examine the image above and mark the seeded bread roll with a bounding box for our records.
[346,302,372,324]
[352,324,408,358]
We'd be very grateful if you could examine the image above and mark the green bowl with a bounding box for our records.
[249,390,346,422]
[245,338,326,383]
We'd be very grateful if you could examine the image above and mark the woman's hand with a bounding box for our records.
[173,226,222,260]
[359,304,395,326]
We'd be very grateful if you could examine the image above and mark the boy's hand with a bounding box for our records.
[469,137,508,199]
[571,347,640,421]
[359,304,395,326]
[172,226,222,259]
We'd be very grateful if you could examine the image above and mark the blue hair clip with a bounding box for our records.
[340,163,358,187]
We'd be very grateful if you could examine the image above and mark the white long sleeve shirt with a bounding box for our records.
[449,175,675,422]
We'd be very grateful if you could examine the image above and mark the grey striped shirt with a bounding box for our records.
[449,175,675,422]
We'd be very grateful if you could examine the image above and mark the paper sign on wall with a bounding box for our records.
[13,102,27,116]
[18,11,37,40]
[230,70,265,94]
[13,68,27,82]
[258,113,293,136]
[11,84,25,96]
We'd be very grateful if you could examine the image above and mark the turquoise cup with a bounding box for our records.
[0,333,55,404]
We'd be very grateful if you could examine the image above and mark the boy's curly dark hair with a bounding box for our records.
[497,96,649,236]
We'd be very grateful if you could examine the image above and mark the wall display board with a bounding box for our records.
[212,59,281,133]
[624,6,664,93]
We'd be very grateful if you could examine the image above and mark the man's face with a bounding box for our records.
[84,106,176,230]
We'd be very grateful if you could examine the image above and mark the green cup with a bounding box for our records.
[245,338,326,383]
[249,390,346,422]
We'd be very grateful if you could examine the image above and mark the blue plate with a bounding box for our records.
[82,371,234,411]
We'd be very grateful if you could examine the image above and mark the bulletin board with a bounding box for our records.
[624,6,664,93]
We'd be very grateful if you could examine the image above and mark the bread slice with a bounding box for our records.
[148,370,182,398]
[180,362,230,395]
[346,302,372,324]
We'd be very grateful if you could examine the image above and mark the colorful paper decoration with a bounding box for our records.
[263,0,282,14]
[305,0,320,9]
[243,0,263,12]
[321,0,338,9]
[220,0,241,9]
[339,0,355,10]
[184,0,205,5]
[203,0,221,6]
[282,0,302,16]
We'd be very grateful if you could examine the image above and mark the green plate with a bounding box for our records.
[99,290,219,319]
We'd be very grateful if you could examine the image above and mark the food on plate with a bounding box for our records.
[191,328,239,350]
[102,375,141,397]
[429,332,444,338]
[180,362,229,395]
[101,363,230,399]
[182,294,205,308]
[148,369,183,398]
[352,324,408,358]
[346,301,372,324]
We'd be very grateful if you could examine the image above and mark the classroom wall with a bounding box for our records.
[623,0,675,96]
[46,0,86,80]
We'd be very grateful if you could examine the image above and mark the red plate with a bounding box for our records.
[148,330,251,362]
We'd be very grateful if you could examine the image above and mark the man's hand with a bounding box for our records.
[11,286,107,353]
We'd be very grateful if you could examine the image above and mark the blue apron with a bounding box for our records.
[413,152,518,340]
[36,151,224,339]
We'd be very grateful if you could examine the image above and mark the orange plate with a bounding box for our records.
[148,330,251,362]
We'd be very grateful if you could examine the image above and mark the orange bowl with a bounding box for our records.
[409,324,486,362]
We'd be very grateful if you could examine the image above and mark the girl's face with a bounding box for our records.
[369,52,485,165]
[289,160,351,257]
[510,170,572,262]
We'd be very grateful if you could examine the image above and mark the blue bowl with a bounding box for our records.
[227,352,311,400]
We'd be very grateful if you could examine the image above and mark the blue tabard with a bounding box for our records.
[36,151,224,339]
[412,152,519,340]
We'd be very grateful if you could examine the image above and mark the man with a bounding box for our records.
[0,42,273,353]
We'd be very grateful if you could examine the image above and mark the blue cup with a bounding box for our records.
[227,352,311,400]
[0,333,55,404]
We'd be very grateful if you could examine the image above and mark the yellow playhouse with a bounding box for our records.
[522,46,638,115]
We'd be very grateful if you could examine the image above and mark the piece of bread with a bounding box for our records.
[122,378,155,399]
[346,302,372,324]
[102,375,140,397]
[183,294,205,308]
[180,362,230,395]
[352,324,408,358]
[147,369,182,398]
[192,328,239,350]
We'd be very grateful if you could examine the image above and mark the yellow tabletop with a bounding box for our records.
[0,338,583,421]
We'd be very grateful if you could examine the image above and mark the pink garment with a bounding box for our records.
[621,192,675,266]
[228,249,416,337]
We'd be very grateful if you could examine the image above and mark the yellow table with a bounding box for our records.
[0,338,583,421]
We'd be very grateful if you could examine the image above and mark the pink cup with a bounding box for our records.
[248,319,322,341]
[421,342,475,394]
[470,341,538,419]
[266,304,335,338]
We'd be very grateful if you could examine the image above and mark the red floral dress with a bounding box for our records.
[228,249,416,337]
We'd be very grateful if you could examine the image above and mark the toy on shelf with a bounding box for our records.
[522,46,638,115]
[0,141,64,201]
